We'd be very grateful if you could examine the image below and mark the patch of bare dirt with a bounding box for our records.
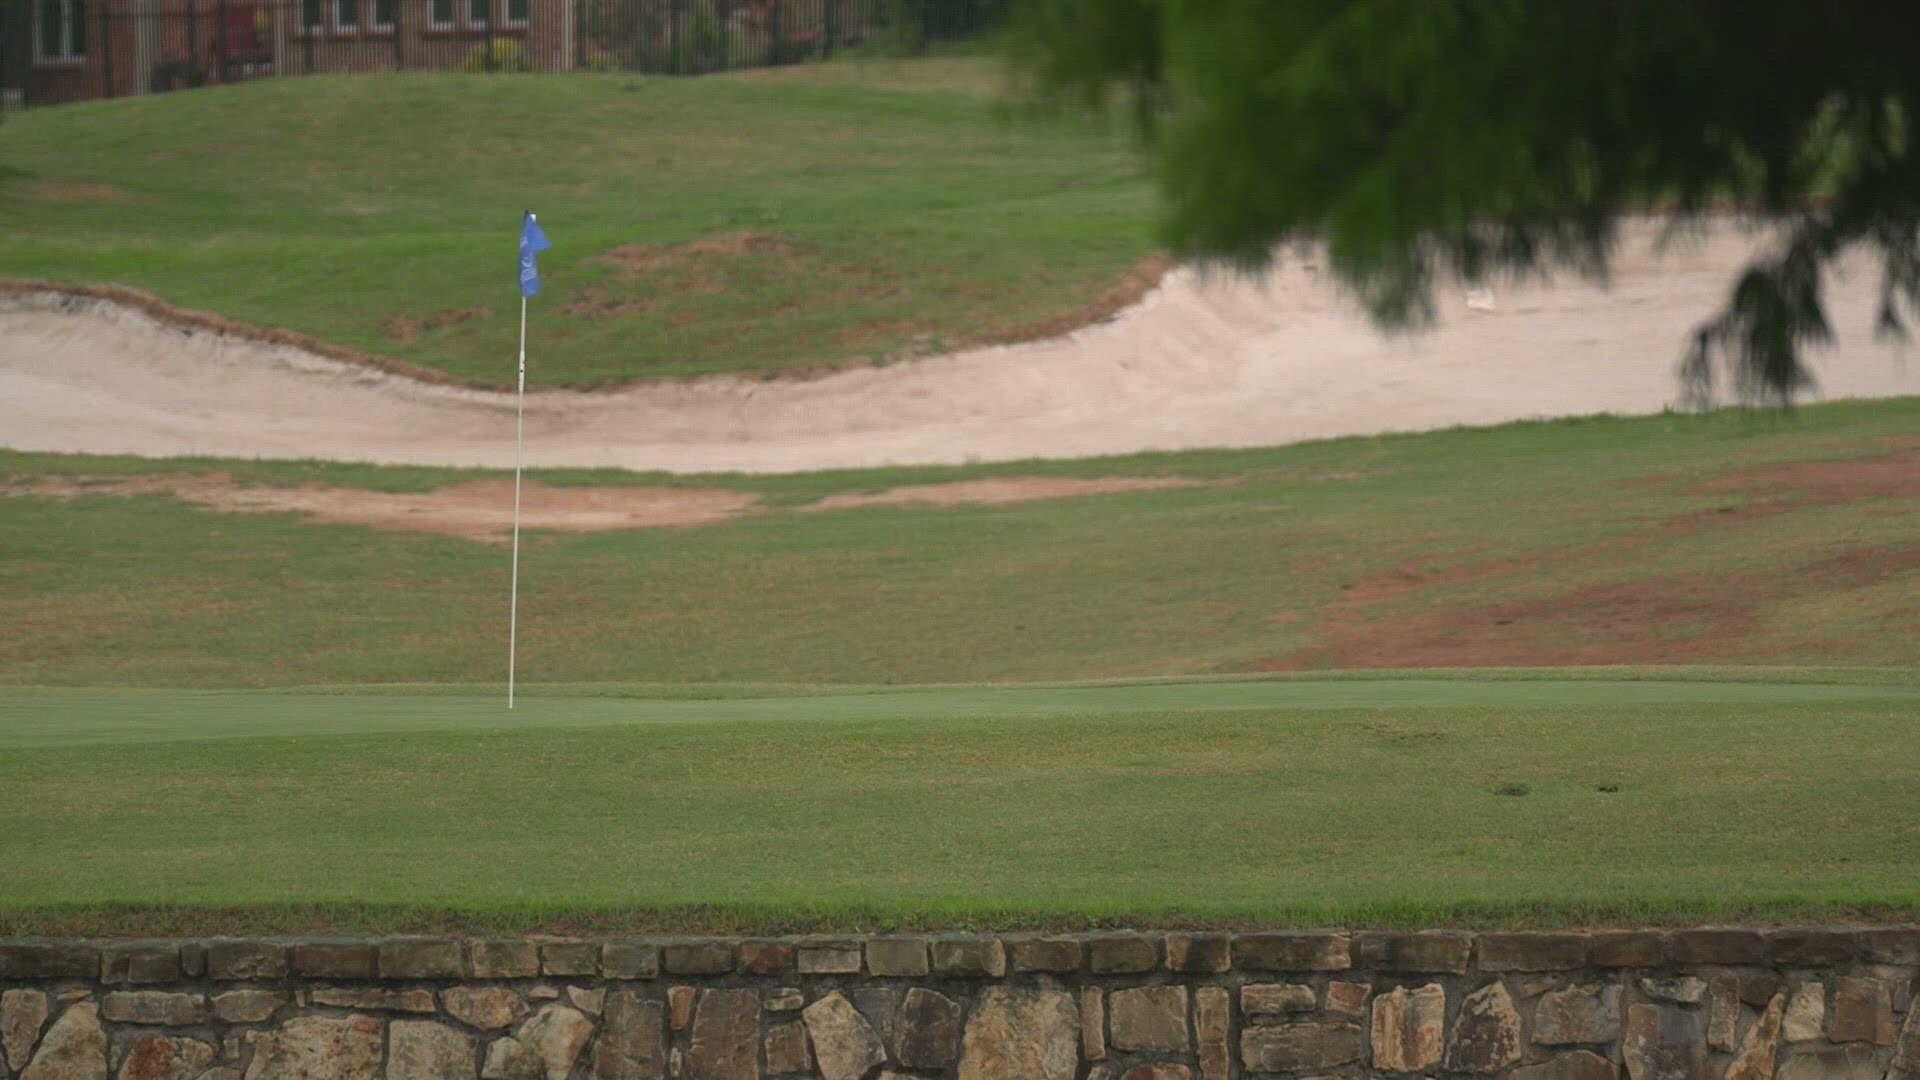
[383,306,492,343]
[30,179,131,203]
[1263,570,1769,671]
[1689,448,1920,503]
[2,475,758,541]
[562,287,658,318]
[602,231,797,279]
[428,305,491,329]
[1264,536,1920,671]
[1629,446,1920,535]
[1321,554,1566,607]
[811,475,1219,510]
[1805,545,1920,586]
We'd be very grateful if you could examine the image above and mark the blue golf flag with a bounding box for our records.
[518,211,551,297]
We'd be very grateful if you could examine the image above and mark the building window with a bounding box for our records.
[333,0,357,30]
[429,0,452,26]
[467,0,487,26]
[372,0,397,30]
[36,0,85,62]
[505,0,527,25]
[301,0,323,31]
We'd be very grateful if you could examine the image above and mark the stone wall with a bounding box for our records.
[3,928,1918,1080]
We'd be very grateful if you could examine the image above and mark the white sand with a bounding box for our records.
[3,220,1915,474]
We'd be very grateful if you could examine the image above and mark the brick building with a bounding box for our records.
[1,0,973,109]
[2,0,570,106]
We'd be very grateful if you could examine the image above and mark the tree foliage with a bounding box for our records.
[1008,0,1920,401]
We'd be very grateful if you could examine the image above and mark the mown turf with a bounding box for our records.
[3,399,1918,687]
[0,61,1152,384]
[3,677,1919,932]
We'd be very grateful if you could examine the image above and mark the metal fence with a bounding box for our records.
[0,0,997,110]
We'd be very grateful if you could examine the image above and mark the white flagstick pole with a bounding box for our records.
[509,292,527,709]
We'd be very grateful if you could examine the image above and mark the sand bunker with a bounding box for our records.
[2,475,759,540]
[3,473,1211,539]
[3,218,1918,474]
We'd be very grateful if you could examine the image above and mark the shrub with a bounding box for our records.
[461,39,532,73]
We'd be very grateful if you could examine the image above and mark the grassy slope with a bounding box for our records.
[4,677,1919,930]
[3,399,1918,688]
[3,405,1917,930]
[0,61,1151,384]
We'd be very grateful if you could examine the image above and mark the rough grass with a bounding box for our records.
[0,61,1153,384]
[3,399,1918,688]
[3,676,1919,932]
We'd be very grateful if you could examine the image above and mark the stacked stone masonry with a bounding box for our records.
[1,928,1917,1080]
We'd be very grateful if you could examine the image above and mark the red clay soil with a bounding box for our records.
[1663,446,1920,533]
[1267,573,1768,671]
[1690,446,1920,501]
[1267,443,1920,670]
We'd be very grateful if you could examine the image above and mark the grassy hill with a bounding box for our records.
[0,61,1154,384]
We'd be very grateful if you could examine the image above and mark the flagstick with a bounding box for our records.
[508,294,527,709]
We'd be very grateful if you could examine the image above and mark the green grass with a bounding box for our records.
[4,398,1918,688]
[4,676,1919,932]
[4,401,1917,930]
[0,61,1153,384]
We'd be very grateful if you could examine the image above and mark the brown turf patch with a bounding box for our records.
[601,230,797,280]
[1262,566,1769,671]
[811,475,1218,510]
[383,306,492,342]
[427,305,491,329]
[1632,445,1920,535]
[381,315,422,343]
[29,179,132,203]
[1689,447,1920,503]
[1,475,759,541]
[1805,545,1920,585]
[561,286,659,317]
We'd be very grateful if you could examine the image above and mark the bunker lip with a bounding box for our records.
[0,248,1171,395]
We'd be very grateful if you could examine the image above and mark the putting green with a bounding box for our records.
[5,672,1919,928]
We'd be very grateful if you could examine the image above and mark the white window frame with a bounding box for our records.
[464,0,490,29]
[330,0,359,35]
[501,0,528,29]
[34,0,86,65]
[427,0,455,29]
[369,0,395,34]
